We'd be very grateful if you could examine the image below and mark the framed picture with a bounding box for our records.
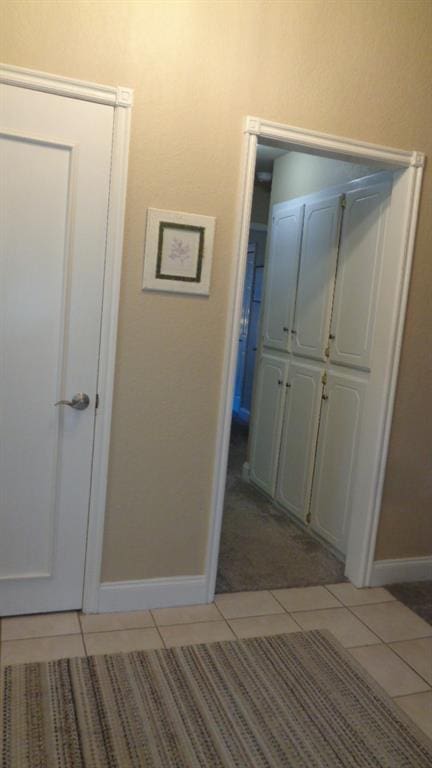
[142,208,216,295]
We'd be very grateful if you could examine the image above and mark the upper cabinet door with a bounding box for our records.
[249,351,288,497]
[329,180,392,371]
[262,203,304,351]
[292,194,343,361]
[276,360,323,522]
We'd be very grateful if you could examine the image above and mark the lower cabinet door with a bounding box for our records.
[309,370,367,555]
[249,351,287,496]
[276,361,323,522]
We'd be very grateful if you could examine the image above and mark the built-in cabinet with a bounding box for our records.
[249,175,392,556]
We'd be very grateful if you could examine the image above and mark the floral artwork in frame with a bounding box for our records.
[142,208,216,295]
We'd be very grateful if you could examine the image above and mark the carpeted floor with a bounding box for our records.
[3,630,432,767]
[387,581,432,625]
[216,419,345,593]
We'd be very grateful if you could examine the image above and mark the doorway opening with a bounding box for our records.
[218,144,394,593]
[206,118,424,601]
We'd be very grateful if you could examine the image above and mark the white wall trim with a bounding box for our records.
[0,63,133,107]
[362,167,425,587]
[245,116,425,169]
[204,126,257,601]
[205,115,425,601]
[370,557,432,586]
[82,96,132,612]
[97,576,208,613]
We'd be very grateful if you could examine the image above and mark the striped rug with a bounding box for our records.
[2,630,431,767]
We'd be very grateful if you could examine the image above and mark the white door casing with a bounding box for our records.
[205,117,424,601]
[0,67,132,616]
[276,360,323,522]
[249,351,287,496]
[292,194,343,361]
[262,203,304,351]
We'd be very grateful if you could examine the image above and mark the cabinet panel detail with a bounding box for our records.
[262,203,304,351]
[249,352,288,496]
[276,361,324,522]
[292,194,342,361]
[309,371,367,554]
[330,181,392,370]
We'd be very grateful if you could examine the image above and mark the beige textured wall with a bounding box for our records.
[270,151,379,207]
[2,0,431,578]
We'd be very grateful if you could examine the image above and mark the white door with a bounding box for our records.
[276,361,323,522]
[0,84,114,615]
[292,194,342,361]
[329,180,392,371]
[262,203,304,351]
[309,370,367,554]
[249,352,287,496]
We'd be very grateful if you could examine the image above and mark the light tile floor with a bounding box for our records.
[1,585,431,738]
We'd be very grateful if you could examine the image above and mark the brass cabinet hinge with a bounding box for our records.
[321,371,327,386]
[341,194,347,208]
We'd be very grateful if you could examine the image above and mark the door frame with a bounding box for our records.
[205,116,425,599]
[0,64,132,613]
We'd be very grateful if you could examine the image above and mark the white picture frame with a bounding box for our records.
[142,208,216,295]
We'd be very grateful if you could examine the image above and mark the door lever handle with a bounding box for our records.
[55,393,90,410]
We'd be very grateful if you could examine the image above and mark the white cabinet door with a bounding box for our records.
[262,203,304,351]
[309,371,367,555]
[276,361,323,522]
[292,194,342,361]
[329,180,392,370]
[0,84,114,615]
[249,352,287,496]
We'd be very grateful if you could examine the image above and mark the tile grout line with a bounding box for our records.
[386,641,432,687]
[342,600,432,644]
[2,631,83,643]
[154,623,167,649]
[330,601,432,689]
[392,690,432,701]
[347,642,432,691]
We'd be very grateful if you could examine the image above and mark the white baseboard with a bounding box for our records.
[369,556,432,586]
[95,575,208,614]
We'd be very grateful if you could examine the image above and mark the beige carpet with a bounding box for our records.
[217,419,346,593]
[2,630,432,767]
